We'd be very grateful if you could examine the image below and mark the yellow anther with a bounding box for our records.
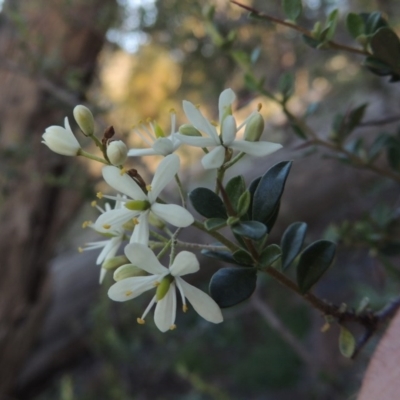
[137,318,145,325]
[211,120,218,127]
[146,117,152,123]
[120,167,127,176]
[169,324,177,330]
[132,217,139,225]
[257,103,262,111]
[91,200,97,207]
[146,184,152,192]
[195,104,201,109]
[153,281,160,287]
[78,247,83,253]
[82,220,92,228]
[103,224,111,229]
[169,108,176,114]
[183,304,188,313]
[96,192,103,199]
[125,290,133,297]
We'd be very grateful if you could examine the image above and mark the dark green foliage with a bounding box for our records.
[189,187,227,219]
[296,240,336,294]
[201,249,242,265]
[232,221,267,240]
[281,222,307,270]
[282,0,302,22]
[210,267,257,307]
[259,244,282,267]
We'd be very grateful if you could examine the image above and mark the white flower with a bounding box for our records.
[94,154,193,245]
[176,88,283,169]
[42,117,81,156]
[80,196,126,283]
[128,111,181,157]
[107,140,128,166]
[108,243,223,332]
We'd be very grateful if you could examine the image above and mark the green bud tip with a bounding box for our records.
[73,105,95,136]
[179,124,202,136]
[156,275,174,301]
[125,200,151,211]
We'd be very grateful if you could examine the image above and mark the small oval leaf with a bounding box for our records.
[232,221,267,241]
[260,244,282,267]
[189,188,227,219]
[209,267,257,308]
[339,326,356,358]
[282,0,302,22]
[296,240,336,294]
[204,218,227,231]
[201,249,242,265]
[252,161,292,224]
[281,222,307,270]
[225,175,246,213]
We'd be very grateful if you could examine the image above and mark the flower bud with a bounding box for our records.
[179,124,202,136]
[102,255,129,271]
[156,275,174,300]
[107,140,128,166]
[125,199,150,211]
[73,105,95,136]
[244,113,264,142]
[42,117,81,156]
[113,264,147,281]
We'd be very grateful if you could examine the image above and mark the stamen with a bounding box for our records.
[132,217,139,225]
[120,167,127,176]
[91,200,97,207]
[169,108,176,114]
[175,279,187,309]
[170,111,176,134]
[140,296,157,321]
[183,304,188,313]
[153,281,160,287]
[211,120,218,127]
[169,324,177,330]
[82,220,92,228]
[137,318,145,325]
[103,224,111,229]
[125,290,133,297]
[146,184,152,192]
[96,192,103,199]
[195,104,201,109]
[78,247,83,253]
[257,103,262,111]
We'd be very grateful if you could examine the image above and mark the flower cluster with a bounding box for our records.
[42,89,282,332]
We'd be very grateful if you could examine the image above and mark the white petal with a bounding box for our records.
[201,146,226,169]
[177,278,223,323]
[152,138,175,155]
[102,166,147,201]
[108,275,158,302]
[229,140,283,156]
[130,212,150,246]
[175,134,218,148]
[148,154,180,203]
[94,208,137,231]
[221,115,237,145]
[183,101,219,141]
[170,251,199,277]
[99,268,107,284]
[154,284,177,332]
[218,88,236,124]
[96,236,121,265]
[151,203,194,227]
[128,148,157,157]
[124,242,168,275]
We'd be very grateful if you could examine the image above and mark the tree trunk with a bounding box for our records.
[0,0,116,397]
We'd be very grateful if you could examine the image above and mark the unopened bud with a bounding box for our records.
[113,264,147,281]
[102,255,129,271]
[156,275,174,300]
[125,199,150,211]
[154,122,165,138]
[179,124,202,136]
[107,140,128,166]
[244,113,264,142]
[73,105,95,136]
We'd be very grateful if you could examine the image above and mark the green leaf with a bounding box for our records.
[189,188,227,219]
[264,201,281,233]
[209,267,257,307]
[282,0,302,22]
[232,249,254,265]
[339,326,356,358]
[201,249,242,265]
[232,221,267,241]
[237,190,251,217]
[345,103,368,135]
[252,161,292,225]
[296,240,336,294]
[364,12,388,35]
[278,72,295,102]
[231,50,251,69]
[260,244,282,267]
[346,13,365,40]
[281,222,307,270]
[370,28,400,70]
[226,175,246,213]
[204,218,227,231]
[302,34,321,49]
[368,133,391,161]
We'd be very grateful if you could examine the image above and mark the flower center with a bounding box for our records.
[125,200,150,211]
[156,274,174,301]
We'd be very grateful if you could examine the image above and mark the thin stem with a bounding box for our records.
[174,174,186,207]
[157,239,172,260]
[78,149,109,165]
[150,230,169,243]
[192,220,240,253]
[169,228,181,266]
[231,1,370,57]
[223,152,246,170]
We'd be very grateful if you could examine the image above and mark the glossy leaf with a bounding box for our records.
[346,13,365,39]
[201,249,242,266]
[204,218,227,231]
[339,326,356,358]
[278,72,295,102]
[296,240,336,294]
[225,175,246,213]
[260,244,282,267]
[282,0,302,22]
[364,12,388,35]
[370,28,400,70]
[209,267,257,308]
[232,249,254,265]
[232,221,267,241]
[252,161,292,225]
[281,222,307,270]
[189,187,227,219]
[237,191,251,217]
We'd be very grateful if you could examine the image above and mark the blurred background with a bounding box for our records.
[1,0,400,399]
